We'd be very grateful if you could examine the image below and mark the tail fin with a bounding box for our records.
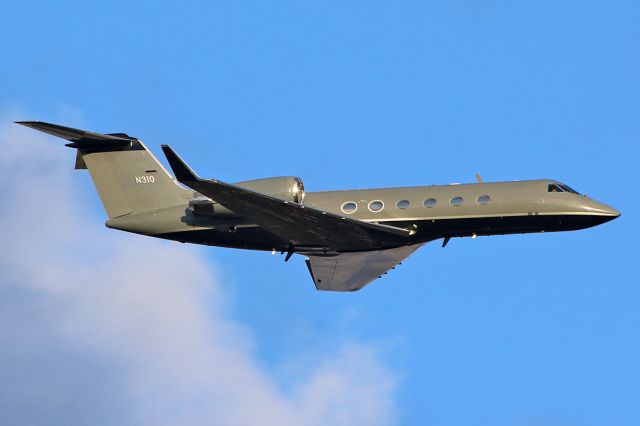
[16,121,187,218]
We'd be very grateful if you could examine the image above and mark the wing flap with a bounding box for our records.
[306,244,424,291]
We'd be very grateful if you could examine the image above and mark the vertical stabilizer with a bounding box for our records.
[16,121,187,218]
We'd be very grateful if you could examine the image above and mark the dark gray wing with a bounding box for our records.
[161,145,413,251]
[306,244,424,291]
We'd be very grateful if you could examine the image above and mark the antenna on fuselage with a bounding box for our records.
[475,174,484,183]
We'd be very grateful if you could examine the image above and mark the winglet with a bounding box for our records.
[161,145,201,182]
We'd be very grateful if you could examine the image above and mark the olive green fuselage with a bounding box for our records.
[107,179,619,253]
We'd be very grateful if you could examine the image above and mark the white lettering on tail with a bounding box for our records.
[134,175,156,184]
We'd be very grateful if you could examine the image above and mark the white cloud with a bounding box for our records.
[0,117,398,426]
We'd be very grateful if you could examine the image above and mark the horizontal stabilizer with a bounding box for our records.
[16,121,135,149]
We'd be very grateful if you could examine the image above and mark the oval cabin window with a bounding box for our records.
[396,200,410,209]
[341,201,357,214]
[450,196,464,207]
[368,200,384,212]
[423,198,437,208]
[477,195,491,205]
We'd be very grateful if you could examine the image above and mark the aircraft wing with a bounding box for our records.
[161,145,413,252]
[306,244,424,291]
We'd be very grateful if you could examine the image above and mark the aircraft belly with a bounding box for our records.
[157,226,287,251]
[156,214,611,250]
[388,213,613,242]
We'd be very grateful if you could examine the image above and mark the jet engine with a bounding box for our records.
[235,176,305,204]
[188,176,305,218]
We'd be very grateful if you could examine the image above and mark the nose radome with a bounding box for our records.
[584,199,621,218]
[608,206,621,217]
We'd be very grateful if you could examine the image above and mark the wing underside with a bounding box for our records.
[306,244,424,291]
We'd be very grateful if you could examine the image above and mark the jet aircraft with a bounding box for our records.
[17,121,621,291]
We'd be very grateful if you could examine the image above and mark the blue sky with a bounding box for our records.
[1,1,638,425]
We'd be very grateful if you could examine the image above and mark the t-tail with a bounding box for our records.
[16,121,187,219]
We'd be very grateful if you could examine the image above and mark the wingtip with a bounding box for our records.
[160,144,175,158]
[161,145,200,182]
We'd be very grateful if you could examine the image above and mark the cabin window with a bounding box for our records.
[341,201,357,214]
[450,196,464,207]
[547,184,564,193]
[423,198,437,208]
[477,195,491,205]
[368,200,384,212]
[396,199,410,209]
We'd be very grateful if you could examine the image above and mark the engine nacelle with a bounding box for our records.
[235,176,305,204]
[188,176,305,218]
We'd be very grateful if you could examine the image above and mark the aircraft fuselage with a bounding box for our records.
[108,178,619,253]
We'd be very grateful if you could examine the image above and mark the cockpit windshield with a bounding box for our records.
[547,183,580,194]
[560,184,579,194]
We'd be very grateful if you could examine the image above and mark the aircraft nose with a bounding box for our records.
[606,206,621,217]
[583,199,621,219]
